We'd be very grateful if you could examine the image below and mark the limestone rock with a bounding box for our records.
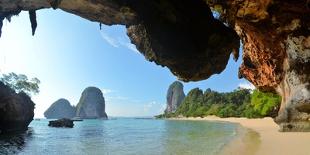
[76,87,108,119]
[0,82,34,133]
[48,118,74,128]
[44,99,76,119]
[207,0,310,131]
[165,81,185,113]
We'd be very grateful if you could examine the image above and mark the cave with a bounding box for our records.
[0,0,309,131]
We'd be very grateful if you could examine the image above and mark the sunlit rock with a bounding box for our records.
[76,87,108,119]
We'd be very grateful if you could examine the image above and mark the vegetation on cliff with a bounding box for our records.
[156,88,281,119]
[0,72,40,96]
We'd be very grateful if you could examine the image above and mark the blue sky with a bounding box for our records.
[0,10,253,118]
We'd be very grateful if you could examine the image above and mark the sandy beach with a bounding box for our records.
[169,116,310,155]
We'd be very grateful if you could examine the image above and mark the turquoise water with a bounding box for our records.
[0,118,237,155]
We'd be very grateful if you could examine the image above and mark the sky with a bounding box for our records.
[0,10,253,118]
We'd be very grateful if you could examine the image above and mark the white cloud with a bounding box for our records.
[143,101,156,112]
[142,101,166,116]
[101,88,114,95]
[238,81,255,90]
[124,43,139,53]
[100,31,119,47]
[99,30,139,54]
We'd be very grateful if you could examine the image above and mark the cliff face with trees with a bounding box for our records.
[0,73,40,133]
[158,88,281,120]
[0,0,309,131]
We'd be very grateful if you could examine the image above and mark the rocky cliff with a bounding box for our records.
[0,0,309,131]
[165,81,185,113]
[44,98,76,119]
[76,87,107,119]
[0,82,34,133]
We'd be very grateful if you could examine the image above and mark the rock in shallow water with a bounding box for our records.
[48,118,74,128]
[0,82,34,133]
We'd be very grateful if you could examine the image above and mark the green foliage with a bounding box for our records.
[250,90,281,117]
[0,72,40,96]
[158,86,281,119]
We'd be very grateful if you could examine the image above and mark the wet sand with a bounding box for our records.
[169,116,310,155]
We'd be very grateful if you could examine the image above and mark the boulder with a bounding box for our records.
[48,118,74,128]
[76,87,108,119]
[165,81,185,113]
[44,98,76,119]
[0,82,34,133]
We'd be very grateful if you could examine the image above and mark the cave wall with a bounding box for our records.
[1,0,310,131]
[207,0,310,131]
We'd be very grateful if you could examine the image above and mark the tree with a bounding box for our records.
[250,89,281,117]
[0,72,40,96]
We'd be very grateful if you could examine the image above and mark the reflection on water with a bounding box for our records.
[0,128,33,154]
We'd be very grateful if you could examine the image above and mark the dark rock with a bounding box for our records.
[165,81,185,113]
[0,82,34,133]
[76,87,108,119]
[44,98,76,119]
[48,118,74,128]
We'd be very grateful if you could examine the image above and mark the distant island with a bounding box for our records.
[156,81,281,119]
[44,87,108,119]
[44,99,76,119]
[76,87,108,119]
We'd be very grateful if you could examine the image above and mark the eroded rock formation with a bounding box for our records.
[76,87,108,119]
[0,0,309,131]
[165,81,185,113]
[0,82,34,133]
[207,0,310,131]
[44,98,76,119]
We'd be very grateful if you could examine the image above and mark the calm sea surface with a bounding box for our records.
[0,118,237,155]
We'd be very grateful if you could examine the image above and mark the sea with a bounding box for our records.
[0,118,238,155]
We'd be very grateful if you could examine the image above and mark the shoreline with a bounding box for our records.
[168,116,310,155]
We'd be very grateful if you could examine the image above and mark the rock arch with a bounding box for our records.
[1,0,310,131]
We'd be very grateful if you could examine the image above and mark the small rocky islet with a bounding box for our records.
[48,118,74,128]
[0,82,34,133]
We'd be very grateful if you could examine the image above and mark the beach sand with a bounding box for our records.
[169,116,310,155]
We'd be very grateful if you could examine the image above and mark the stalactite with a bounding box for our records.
[0,17,4,38]
[49,0,62,10]
[29,10,37,36]
[0,10,21,38]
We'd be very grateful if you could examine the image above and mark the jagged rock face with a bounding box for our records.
[44,99,76,119]
[165,81,185,113]
[76,87,107,119]
[207,0,310,131]
[0,82,34,133]
[1,0,310,131]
